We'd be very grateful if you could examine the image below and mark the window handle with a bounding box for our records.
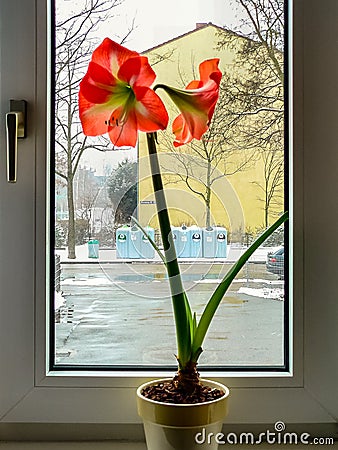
[6,100,27,183]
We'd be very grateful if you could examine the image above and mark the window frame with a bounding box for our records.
[0,0,337,436]
[50,0,290,375]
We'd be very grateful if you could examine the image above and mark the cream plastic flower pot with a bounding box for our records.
[137,378,230,450]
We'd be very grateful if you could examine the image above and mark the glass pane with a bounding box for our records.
[52,0,288,369]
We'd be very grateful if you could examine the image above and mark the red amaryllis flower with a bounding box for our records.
[157,59,222,147]
[79,38,169,147]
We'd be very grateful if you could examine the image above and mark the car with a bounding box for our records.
[266,247,284,278]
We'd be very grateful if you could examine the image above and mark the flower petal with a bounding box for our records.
[172,114,192,147]
[199,59,222,85]
[118,56,156,88]
[133,86,169,132]
[79,66,115,104]
[107,107,139,147]
[91,38,140,79]
[157,58,222,146]
[172,110,209,147]
[79,91,112,136]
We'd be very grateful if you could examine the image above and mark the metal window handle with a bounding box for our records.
[6,100,27,183]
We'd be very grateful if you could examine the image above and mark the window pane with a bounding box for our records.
[52,0,288,370]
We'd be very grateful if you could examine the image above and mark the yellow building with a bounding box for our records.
[138,23,284,237]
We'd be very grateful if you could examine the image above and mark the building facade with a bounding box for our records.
[137,23,284,238]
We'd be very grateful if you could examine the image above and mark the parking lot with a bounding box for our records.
[55,260,286,368]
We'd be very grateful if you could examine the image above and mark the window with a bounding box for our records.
[0,0,337,438]
[52,0,289,372]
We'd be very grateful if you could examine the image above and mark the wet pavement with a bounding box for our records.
[54,261,285,368]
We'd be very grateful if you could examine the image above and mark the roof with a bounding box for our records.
[141,23,226,54]
[141,22,282,56]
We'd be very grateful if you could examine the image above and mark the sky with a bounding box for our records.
[57,0,246,173]
[102,0,243,52]
[60,0,244,52]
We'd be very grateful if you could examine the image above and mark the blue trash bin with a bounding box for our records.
[172,225,190,258]
[129,226,142,259]
[88,239,99,258]
[138,226,155,259]
[116,227,129,258]
[171,227,180,256]
[189,226,202,258]
[215,227,227,258]
[202,226,216,258]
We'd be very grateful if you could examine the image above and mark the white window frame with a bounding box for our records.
[0,0,337,438]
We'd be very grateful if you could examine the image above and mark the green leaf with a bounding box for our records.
[193,312,197,335]
[183,292,195,345]
[191,211,288,361]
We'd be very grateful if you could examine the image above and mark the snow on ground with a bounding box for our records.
[234,278,283,284]
[54,291,65,310]
[238,286,284,300]
[195,278,283,285]
[62,277,116,286]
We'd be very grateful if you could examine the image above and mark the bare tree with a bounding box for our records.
[252,142,284,226]
[55,0,133,258]
[218,0,285,227]
[74,166,103,240]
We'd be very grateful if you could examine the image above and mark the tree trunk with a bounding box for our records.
[205,162,212,227]
[67,174,76,259]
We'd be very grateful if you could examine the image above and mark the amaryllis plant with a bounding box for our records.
[79,38,288,392]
